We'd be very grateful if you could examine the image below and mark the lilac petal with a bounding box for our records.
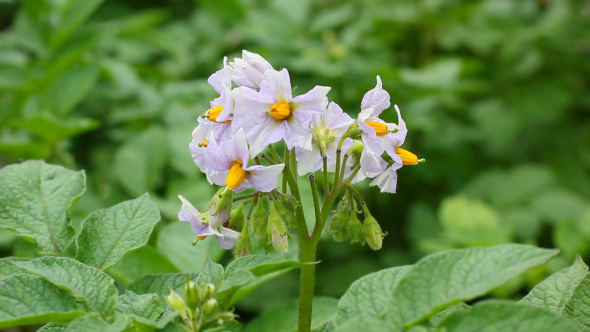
[292,86,330,111]
[245,164,285,192]
[217,227,241,249]
[296,147,322,175]
[361,75,391,116]
[393,105,408,146]
[369,163,402,193]
[263,68,293,102]
[178,195,222,236]
[360,147,387,177]
[207,57,231,93]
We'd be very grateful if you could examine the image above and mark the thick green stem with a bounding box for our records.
[298,237,317,332]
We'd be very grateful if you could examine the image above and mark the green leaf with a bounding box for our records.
[14,257,118,317]
[386,244,559,328]
[195,260,224,289]
[157,221,222,272]
[429,302,470,327]
[116,291,167,321]
[565,275,590,331]
[75,194,161,270]
[46,65,100,115]
[64,315,108,332]
[554,219,590,257]
[0,160,85,255]
[521,256,588,313]
[107,246,180,285]
[438,300,582,332]
[439,196,511,246]
[128,273,198,295]
[221,254,301,293]
[48,0,105,50]
[15,113,100,143]
[335,266,411,324]
[114,128,168,196]
[38,323,68,332]
[0,257,32,278]
[243,297,338,332]
[332,317,396,332]
[400,58,462,88]
[0,274,85,328]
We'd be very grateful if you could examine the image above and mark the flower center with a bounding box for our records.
[396,147,423,166]
[199,139,208,147]
[365,120,389,136]
[225,162,247,190]
[270,102,291,120]
[198,235,207,240]
[206,106,230,123]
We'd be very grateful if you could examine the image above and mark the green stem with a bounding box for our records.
[298,237,317,332]
[309,175,322,225]
[322,155,329,201]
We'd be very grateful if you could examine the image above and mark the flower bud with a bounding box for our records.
[230,203,245,230]
[272,195,297,227]
[165,290,187,316]
[343,122,362,140]
[327,198,351,242]
[347,140,364,160]
[184,281,200,310]
[363,214,384,250]
[252,198,268,239]
[233,221,253,257]
[267,203,289,254]
[348,212,364,244]
[202,283,216,300]
[220,311,236,323]
[203,298,219,317]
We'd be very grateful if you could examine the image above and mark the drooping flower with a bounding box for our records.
[178,195,239,249]
[296,102,354,175]
[204,129,284,192]
[232,68,330,155]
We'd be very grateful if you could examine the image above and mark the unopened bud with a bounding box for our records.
[202,283,216,300]
[252,199,268,239]
[327,198,351,242]
[233,222,253,257]
[203,298,219,317]
[347,140,364,160]
[348,212,363,244]
[268,203,289,254]
[165,290,187,313]
[230,203,245,230]
[363,214,384,250]
[343,122,362,140]
[184,281,200,310]
[220,311,235,322]
[274,193,299,227]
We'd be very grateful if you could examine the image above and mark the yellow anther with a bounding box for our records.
[206,106,230,123]
[365,120,389,136]
[270,102,291,120]
[225,163,247,190]
[199,139,208,147]
[396,147,422,166]
[198,236,207,240]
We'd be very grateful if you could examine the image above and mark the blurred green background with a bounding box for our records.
[1,0,590,321]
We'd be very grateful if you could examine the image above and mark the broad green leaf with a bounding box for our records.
[243,297,338,332]
[386,244,559,328]
[221,254,302,293]
[16,113,100,143]
[195,260,224,289]
[0,160,85,255]
[0,257,31,278]
[75,194,161,270]
[64,315,108,332]
[438,300,581,332]
[48,0,105,50]
[116,291,167,321]
[565,275,590,331]
[14,257,118,317]
[38,323,68,332]
[108,246,180,285]
[0,274,85,328]
[46,65,100,115]
[114,128,168,196]
[554,219,590,257]
[400,59,461,88]
[521,256,588,313]
[128,273,198,295]
[429,302,469,327]
[332,317,396,332]
[157,221,222,272]
[335,266,411,324]
[439,196,511,246]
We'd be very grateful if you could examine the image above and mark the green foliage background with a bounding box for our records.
[1,0,589,321]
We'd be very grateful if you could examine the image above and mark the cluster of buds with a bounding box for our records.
[164,281,235,331]
[178,50,423,251]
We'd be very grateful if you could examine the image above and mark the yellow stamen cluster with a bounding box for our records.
[199,139,208,147]
[270,102,291,120]
[396,147,423,166]
[365,120,389,136]
[206,106,230,123]
[225,163,247,190]
[198,235,207,240]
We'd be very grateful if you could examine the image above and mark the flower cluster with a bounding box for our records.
[179,50,423,251]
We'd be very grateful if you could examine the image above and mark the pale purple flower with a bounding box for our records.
[204,129,284,193]
[232,68,330,155]
[208,57,232,94]
[229,50,274,90]
[296,102,354,175]
[178,195,239,249]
